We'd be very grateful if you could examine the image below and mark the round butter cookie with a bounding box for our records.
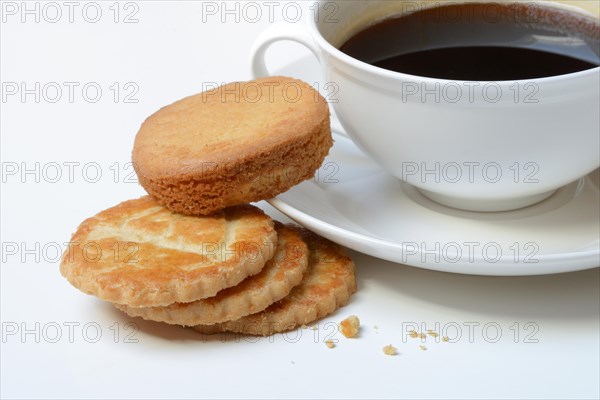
[115,224,308,325]
[60,196,277,307]
[132,76,332,216]
[194,229,356,336]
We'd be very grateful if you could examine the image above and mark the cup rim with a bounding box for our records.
[306,4,600,86]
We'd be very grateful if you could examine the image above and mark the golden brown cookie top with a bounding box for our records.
[60,196,277,307]
[132,76,329,180]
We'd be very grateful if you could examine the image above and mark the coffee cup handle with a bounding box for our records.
[250,24,320,78]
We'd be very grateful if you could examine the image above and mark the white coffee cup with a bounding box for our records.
[250,0,600,211]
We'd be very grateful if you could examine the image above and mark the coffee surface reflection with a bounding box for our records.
[339,3,600,80]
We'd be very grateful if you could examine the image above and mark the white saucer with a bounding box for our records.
[268,57,600,276]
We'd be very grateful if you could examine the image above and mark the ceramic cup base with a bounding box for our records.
[416,187,557,212]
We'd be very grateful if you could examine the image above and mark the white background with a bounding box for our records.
[1,1,599,399]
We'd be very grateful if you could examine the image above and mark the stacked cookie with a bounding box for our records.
[60,77,357,335]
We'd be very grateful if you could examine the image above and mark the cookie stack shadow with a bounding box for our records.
[60,77,357,336]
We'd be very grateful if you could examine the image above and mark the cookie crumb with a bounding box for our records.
[409,330,418,339]
[301,324,307,329]
[418,332,426,339]
[427,332,439,338]
[383,344,397,356]
[311,325,318,331]
[339,315,360,338]
[419,345,427,351]
[442,336,449,342]
[325,340,335,349]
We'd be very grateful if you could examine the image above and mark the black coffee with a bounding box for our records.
[339,3,600,80]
